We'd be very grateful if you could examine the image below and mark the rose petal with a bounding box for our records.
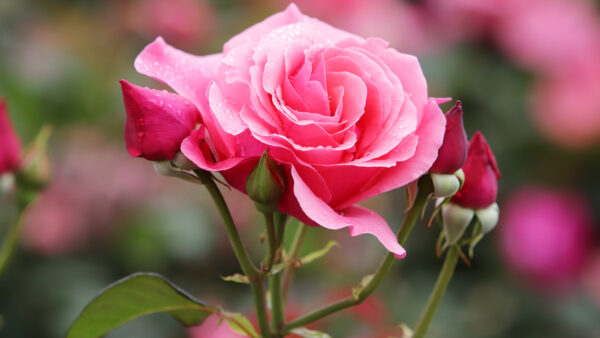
[290,166,406,257]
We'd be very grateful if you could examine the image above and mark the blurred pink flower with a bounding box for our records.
[282,0,439,53]
[22,130,165,255]
[496,0,600,76]
[0,100,22,175]
[498,187,596,292]
[124,0,215,47]
[189,315,247,338]
[530,68,600,149]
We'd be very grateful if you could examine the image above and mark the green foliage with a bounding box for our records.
[67,272,216,338]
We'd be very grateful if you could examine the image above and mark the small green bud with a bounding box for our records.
[441,202,474,245]
[430,172,461,198]
[15,126,52,191]
[246,150,286,214]
[474,202,499,234]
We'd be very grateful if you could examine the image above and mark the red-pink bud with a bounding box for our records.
[452,132,500,209]
[0,100,22,175]
[430,101,468,174]
[120,80,199,161]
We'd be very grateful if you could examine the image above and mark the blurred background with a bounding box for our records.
[1,0,600,337]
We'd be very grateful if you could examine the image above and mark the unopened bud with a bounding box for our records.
[430,101,468,174]
[245,150,286,214]
[15,126,51,191]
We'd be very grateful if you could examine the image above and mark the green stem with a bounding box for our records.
[281,178,432,333]
[412,245,460,338]
[0,213,25,277]
[282,219,306,299]
[0,189,37,278]
[263,212,277,272]
[196,170,271,337]
[264,212,285,336]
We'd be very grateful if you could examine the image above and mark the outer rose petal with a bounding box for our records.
[120,80,199,161]
[291,166,406,258]
[0,100,21,175]
[134,37,221,112]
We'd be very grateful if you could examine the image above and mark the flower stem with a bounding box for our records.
[263,212,285,335]
[0,188,38,278]
[282,219,306,299]
[263,212,277,272]
[195,170,271,337]
[412,244,460,338]
[0,213,25,277]
[281,178,432,333]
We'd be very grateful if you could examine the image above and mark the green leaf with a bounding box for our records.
[291,327,332,338]
[220,273,250,284]
[67,272,217,338]
[299,240,338,265]
[222,311,259,338]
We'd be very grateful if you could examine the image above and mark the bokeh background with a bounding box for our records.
[1,0,600,337]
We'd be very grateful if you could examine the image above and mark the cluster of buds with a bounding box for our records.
[427,102,501,259]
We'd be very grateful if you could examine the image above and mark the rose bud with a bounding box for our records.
[245,150,286,214]
[452,132,500,209]
[120,79,199,161]
[0,100,22,176]
[16,126,51,191]
[430,101,468,174]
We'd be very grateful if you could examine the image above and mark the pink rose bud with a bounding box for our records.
[430,101,468,174]
[0,100,22,175]
[245,150,286,214]
[120,80,200,161]
[452,132,500,209]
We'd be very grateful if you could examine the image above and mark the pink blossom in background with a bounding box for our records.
[22,130,165,255]
[582,251,600,309]
[283,0,439,53]
[498,187,596,293]
[530,69,600,149]
[189,315,247,338]
[123,0,215,47]
[126,4,447,257]
[496,0,600,76]
[0,100,22,175]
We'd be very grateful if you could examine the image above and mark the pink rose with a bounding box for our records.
[0,99,21,175]
[128,4,446,257]
[498,187,595,292]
